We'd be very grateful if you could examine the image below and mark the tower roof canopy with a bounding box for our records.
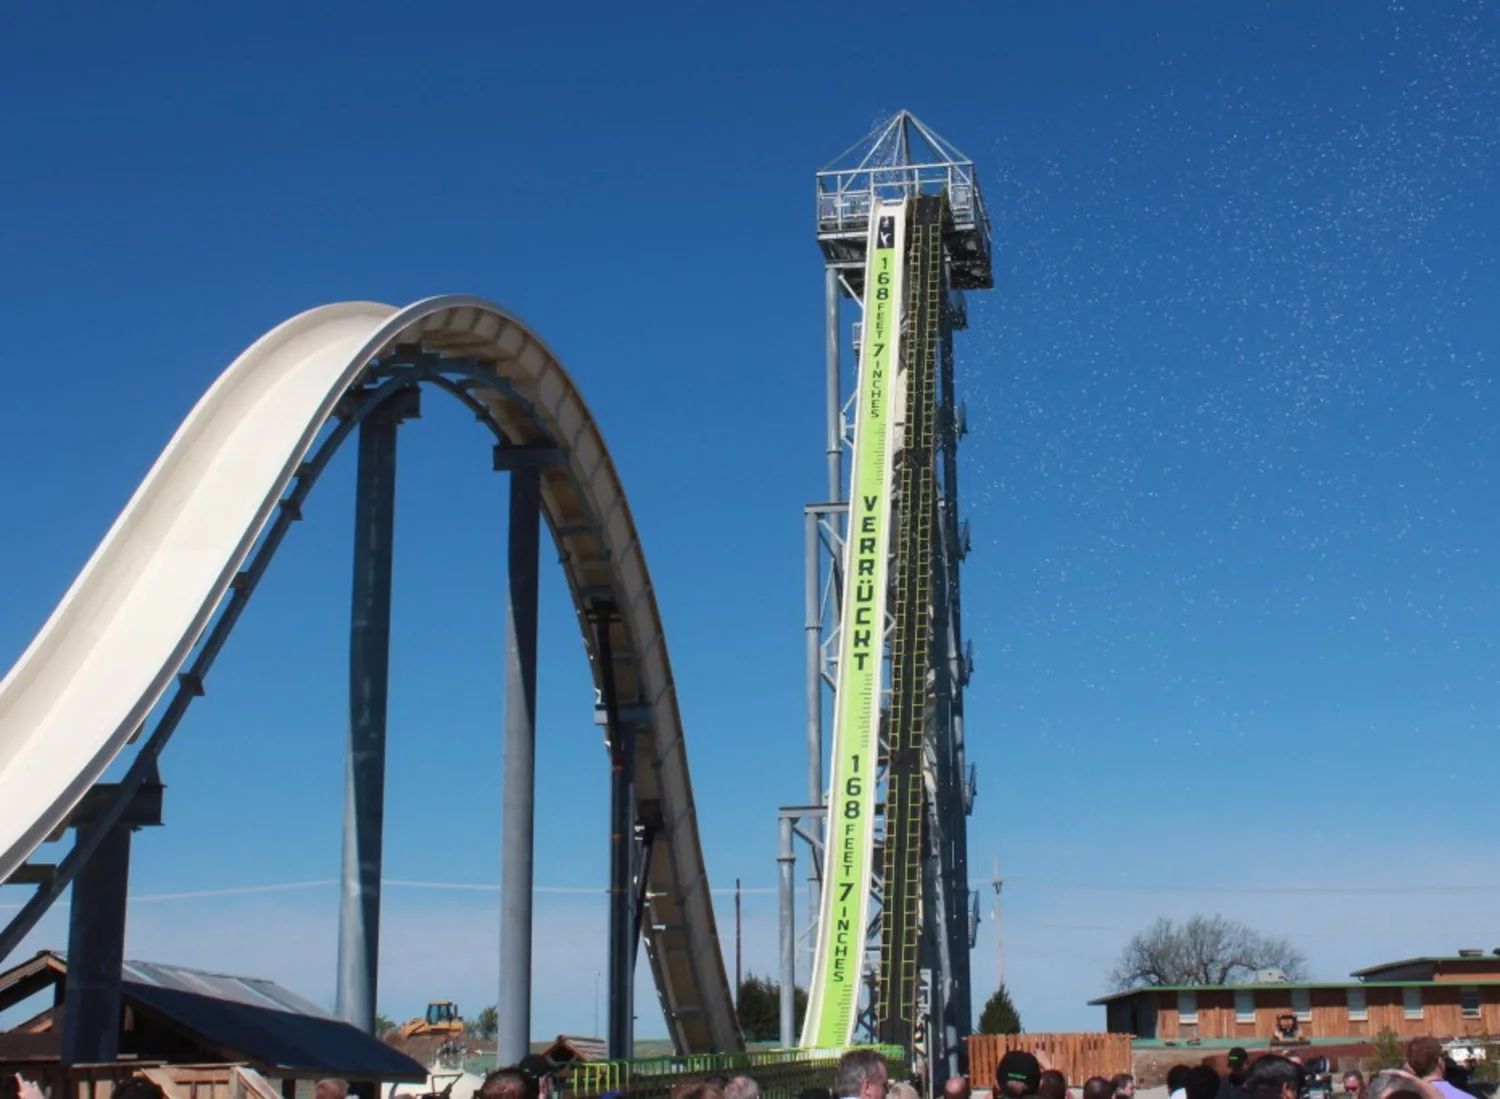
[816,110,993,291]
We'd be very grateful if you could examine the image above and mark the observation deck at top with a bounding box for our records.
[816,110,994,295]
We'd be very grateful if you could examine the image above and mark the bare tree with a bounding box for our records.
[1110,914,1308,989]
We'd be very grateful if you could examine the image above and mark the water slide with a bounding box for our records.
[801,200,909,1047]
[0,296,740,1054]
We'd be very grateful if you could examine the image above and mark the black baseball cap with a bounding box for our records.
[997,1051,1042,1095]
[1228,1049,1249,1069]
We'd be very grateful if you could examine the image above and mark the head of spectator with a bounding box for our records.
[997,1051,1042,1099]
[944,1075,970,1099]
[1168,1066,1193,1097]
[706,1076,731,1091]
[1039,1071,1068,1099]
[1244,1055,1304,1099]
[1187,1065,1221,1099]
[1084,1076,1114,1099]
[1112,1074,1135,1099]
[889,1083,920,1099]
[1364,1072,1426,1099]
[481,1068,539,1099]
[314,1081,349,1099]
[1406,1038,1444,1082]
[726,1076,762,1099]
[1227,1050,1250,1083]
[1344,1071,1364,1098]
[836,1050,889,1099]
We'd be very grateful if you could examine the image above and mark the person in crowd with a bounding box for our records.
[996,1051,1043,1099]
[890,1082,920,1099]
[1112,1073,1136,1099]
[1039,1071,1068,1099]
[706,1077,731,1091]
[944,1075,971,1099]
[726,1077,761,1099]
[1084,1076,1115,1099]
[835,1050,889,1099]
[1365,1070,1437,1099]
[1168,1065,1193,1099]
[1242,1054,1304,1099]
[1188,1065,1222,1099]
[1345,1071,1365,1099]
[481,1068,539,1099]
[1406,1038,1468,1099]
[315,1081,349,1099]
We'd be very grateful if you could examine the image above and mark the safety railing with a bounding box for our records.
[816,162,989,240]
[566,1045,908,1099]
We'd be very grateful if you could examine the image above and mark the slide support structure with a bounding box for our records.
[60,776,162,1065]
[336,386,417,1032]
[598,602,636,1062]
[777,813,796,1048]
[498,459,543,1067]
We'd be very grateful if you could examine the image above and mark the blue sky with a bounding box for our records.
[1,0,1498,1040]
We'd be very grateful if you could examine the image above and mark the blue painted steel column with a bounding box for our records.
[336,397,405,1032]
[497,464,541,1066]
[60,824,132,1064]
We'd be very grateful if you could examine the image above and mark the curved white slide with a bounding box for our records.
[0,296,740,1054]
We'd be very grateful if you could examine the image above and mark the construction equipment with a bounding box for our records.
[399,1002,465,1040]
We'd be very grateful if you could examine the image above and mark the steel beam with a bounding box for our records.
[778,813,796,1048]
[336,391,410,1032]
[498,464,542,1066]
[60,823,132,1064]
[598,603,636,1061]
[825,264,843,503]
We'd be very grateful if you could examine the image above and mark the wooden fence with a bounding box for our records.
[969,1034,1134,1090]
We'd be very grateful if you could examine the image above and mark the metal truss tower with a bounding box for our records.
[779,111,990,1085]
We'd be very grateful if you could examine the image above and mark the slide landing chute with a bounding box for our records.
[0,296,739,1054]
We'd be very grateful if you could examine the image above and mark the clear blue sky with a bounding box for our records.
[1,0,1498,1039]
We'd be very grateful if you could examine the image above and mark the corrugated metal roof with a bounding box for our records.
[16,951,424,1081]
[118,958,334,1019]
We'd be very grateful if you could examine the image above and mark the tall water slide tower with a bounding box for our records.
[779,112,991,1082]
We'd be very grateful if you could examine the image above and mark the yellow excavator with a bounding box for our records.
[398,1001,465,1039]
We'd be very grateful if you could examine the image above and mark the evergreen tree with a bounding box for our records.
[977,983,1023,1035]
[736,973,808,1042]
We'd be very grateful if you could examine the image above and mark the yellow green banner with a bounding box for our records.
[802,200,905,1047]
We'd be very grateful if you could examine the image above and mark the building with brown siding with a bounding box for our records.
[1091,949,1500,1043]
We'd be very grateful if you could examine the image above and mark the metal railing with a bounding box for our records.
[566,1045,908,1099]
[816,162,990,240]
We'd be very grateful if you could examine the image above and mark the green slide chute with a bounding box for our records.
[800,199,908,1047]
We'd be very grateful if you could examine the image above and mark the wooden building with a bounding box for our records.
[1092,949,1500,1043]
[0,950,426,1096]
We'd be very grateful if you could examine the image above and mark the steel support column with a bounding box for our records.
[60,824,132,1064]
[777,814,797,1047]
[497,464,542,1066]
[336,393,408,1032]
[825,264,843,503]
[598,604,636,1061]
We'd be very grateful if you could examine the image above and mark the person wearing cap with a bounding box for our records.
[1219,1050,1250,1099]
[996,1051,1042,1099]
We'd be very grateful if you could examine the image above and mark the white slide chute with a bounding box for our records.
[0,297,740,1054]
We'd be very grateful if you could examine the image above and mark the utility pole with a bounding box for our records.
[735,878,743,999]
[991,857,1004,987]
